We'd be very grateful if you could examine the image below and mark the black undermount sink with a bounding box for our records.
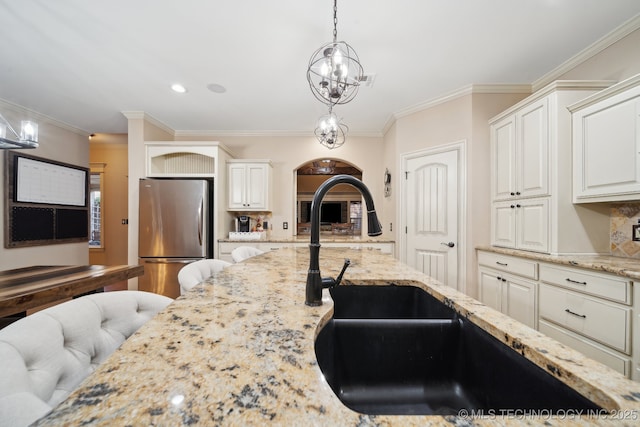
[315,284,601,416]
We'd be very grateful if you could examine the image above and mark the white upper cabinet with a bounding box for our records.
[489,81,612,254]
[570,74,640,203]
[491,98,549,201]
[227,160,272,211]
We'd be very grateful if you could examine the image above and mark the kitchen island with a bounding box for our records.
[36,248,640,426]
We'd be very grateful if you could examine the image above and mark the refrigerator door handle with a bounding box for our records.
[198,199,203,246]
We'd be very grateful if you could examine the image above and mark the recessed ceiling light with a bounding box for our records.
[171,83,187,93]
[207,83,227,94]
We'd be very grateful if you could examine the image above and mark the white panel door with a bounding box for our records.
[504,277,537,329]
[478,268,503,312]
[491,116,517,201]
[516,198,549,253]
[246,163,267,209]
[517,98,549,199]
[405,149,459,288]
[228,164,247,209]
[491,201,516,248]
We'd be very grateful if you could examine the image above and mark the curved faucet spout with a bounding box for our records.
[305,175,382,306]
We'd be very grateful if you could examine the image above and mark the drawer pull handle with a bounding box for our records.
[565,309,586,319]
[565,278,587,285]
[496,262,508,266]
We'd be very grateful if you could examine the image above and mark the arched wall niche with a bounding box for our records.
[295,158,364,236]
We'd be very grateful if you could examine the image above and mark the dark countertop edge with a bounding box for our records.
[476,245,640,281]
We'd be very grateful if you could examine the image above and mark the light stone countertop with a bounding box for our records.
[36,248,640,426]
[219,235,396,243]
[476,245,640,280]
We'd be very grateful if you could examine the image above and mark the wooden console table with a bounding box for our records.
[0,265,144,318]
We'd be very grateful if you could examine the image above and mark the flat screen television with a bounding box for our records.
[300,201,345,223]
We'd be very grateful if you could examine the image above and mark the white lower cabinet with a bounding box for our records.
[537,264,633,377]
[539,283,631,354]
[538,320,631,377]
[478,251,538,329]
[478,268,537,329]
[478,249,636,378]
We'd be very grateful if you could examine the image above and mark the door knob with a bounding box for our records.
[440,242,455,248]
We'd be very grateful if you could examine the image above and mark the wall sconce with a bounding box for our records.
[0,113,39,149]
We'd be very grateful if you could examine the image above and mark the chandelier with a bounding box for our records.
[314,107,348,150]
[306,0,364,106]
[0,112,38,149]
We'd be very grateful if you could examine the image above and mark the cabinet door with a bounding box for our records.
[504,277,537,329]
[515,198,549,253]
[490,115,517,200]
[517,98,549,199]
[228,164,247,209]
[246,163,268,210]
[573,91,640,202]
[491,201,516,248]
[478,268,503,312]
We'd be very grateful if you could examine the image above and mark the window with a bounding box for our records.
[89,163,105,248]
[349,201,362,232]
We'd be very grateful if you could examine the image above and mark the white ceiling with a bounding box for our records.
[1,0,640,136]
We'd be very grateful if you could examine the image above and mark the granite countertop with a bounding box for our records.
[476,245,640,280]
[37,248,640,426]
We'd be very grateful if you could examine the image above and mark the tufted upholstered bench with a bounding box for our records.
[0,290,172,427]
[231,246,264,263]
[178,259,232,295]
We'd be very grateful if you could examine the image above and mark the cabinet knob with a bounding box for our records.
[510,192,515,196]
[510,205,515,209]
[516,204,521,208]
[516,192,521,196]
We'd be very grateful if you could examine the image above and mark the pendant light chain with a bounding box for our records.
[333,0,338,42]
[308,0,364,148]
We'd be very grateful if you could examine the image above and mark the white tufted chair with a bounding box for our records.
[177,259,232,295]
[0,290,172,427]
[231,246,265,263]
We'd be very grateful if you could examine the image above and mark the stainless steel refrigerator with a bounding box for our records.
[138,178,213,298]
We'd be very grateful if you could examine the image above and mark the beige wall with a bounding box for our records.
[175,134,386,240]
[89,135,128,266]
[0,100,89,270]
[384,91,529,297]
[553,29,640,84]
[125,114,174,288]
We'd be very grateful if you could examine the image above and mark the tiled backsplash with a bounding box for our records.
[610,203,640,258]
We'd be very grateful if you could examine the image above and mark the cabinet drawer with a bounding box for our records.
[539,264,631,304]
[539,320,630,377]
[539,284,631,354]
[477,251,538,280]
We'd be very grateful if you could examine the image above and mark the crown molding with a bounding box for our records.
[121,111,176,136]
[0,98,88,137]
[532,13,640,92]
[174,129,383,139]
[381,83,531,135]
